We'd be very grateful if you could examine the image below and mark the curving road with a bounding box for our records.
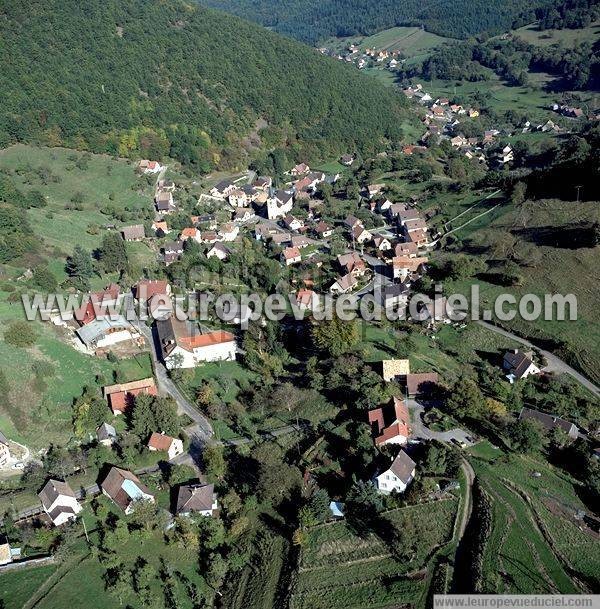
[476,320,600,398]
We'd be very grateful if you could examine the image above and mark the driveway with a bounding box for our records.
[476,320,600,398]
[407,400,473,445]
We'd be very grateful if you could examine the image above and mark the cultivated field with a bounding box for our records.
[292,498,458,609]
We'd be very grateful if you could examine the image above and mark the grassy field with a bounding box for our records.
[361,26,453,58]
[468,446,596,592]
[0,562,57,609]
[293,498,457,609]
[0,144,155,260]
[448,198,600,385]
[512,21,600,48]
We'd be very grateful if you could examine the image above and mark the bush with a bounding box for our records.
[4,320,37,348]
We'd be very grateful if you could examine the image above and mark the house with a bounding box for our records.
[255,222,276,241]
[139,160,163,174]
[352,225,372,245]
[162,241,184,265]
[234,207,255,223]
[468,108,480,118]
[407,229,429,247]
[394,242,418,258]
[180,227,201,243]
[283,214,304,232]
[282,246,302,266]
[76,316,140,351]
[392,256,428,281]
[340,154,354,166]
[403,218,428,234]
[451,135,468,148]
[291,235,311,249]
[337,252,367,277]
[228,189,249,208]
[266,190,294,220]
[156,317,236,369]
[519,407,578,440]
[344,215,362,230]
[207,242,231,261]
[376,197,393,212]
[368,397,410,447]
[495,145,514,165]
[151,220,169,237]
[367,184,385,198]
[0,540,13,566]
[134,279,171,302]
[295,289,317,311]
[405,372,439,397]
[372,235,392,251]
[271,232,292,247]
[103,378,158,415]
[38,479,82,526]
[253,176,272,190]
[387,203,407,218]
[120,224,145,242]
[380,284,409,312]
[381,358,410,382]
[329,273,358,294]
[201,230,219,244]
[158,179,175,193]
[314,221,333,238]
[421,296,456,325]
[0,431,10,467]
[217,223,238,242]
[155,190,176,214]
[97,422,117,446]
[176,484,218,517]
[209,179,236,199]
[290,163,310,176]
[101,467,155,514]
[148,432,184,460]
[503,349,541,382]
[374,450,416,494]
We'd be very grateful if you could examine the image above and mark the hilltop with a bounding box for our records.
[201,0,547,45]
[0,0,410,171]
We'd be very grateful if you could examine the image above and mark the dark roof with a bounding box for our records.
[48,505,76,521]
[100,467,152,511]
[503,350,536,378]
[389,450,416,483]
[0,430,8,445]
[176,484,215,514]
[405,373,439,396]
[519,407,578,438]
[121,224,145,240]
[163,241,184,254]
[97,422,117,442]
[214,179,235,192]
[38,479,76,510]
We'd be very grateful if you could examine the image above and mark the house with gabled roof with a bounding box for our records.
[368,397,411,447]
[503,349,540,382]
[314,221,333,238]
[352,224,372,245]
[148,432,184,460]
[337,252,367,277]
[209,179,236,199]
[103,377,158,415]
[207,242,231,261]
[101,467,154,514]
[519,407,578,440]
[139,160,163,174]
[97,422,117,446]
[38,479,82,526]
[381,359,410,382]
[282,246,302,266]
[374,450,416,494]
[0,431,10,467]
[156,318,236,369]
[121,224,145,242]
[176,484,218,517]
[329,273,358,294]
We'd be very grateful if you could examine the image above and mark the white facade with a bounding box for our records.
[374,466,414,494]
[165,341,237,369]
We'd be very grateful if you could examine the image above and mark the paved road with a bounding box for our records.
[476,320,600,398]
[407,400,473,444]
[135,321,215,445]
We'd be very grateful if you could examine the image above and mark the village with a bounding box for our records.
[0,150,588,572]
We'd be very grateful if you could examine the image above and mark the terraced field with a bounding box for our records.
[292,498,458,609]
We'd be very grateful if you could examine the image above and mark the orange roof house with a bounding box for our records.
[368,397,410,447]
[103,378,158,414]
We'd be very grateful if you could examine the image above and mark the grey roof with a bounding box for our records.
[163,241,184,254]
[504,350,535,378]
[0,430,8,446]
[121,225,145,240]
[97,422,117,442]
[76,316,132,346]
[38,479,76,511]
[176,484,215,514]
[519,407,578,439]
[389,450,416,484]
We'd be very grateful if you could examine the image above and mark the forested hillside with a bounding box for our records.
[201,0,547,44]
[0,0,410,171]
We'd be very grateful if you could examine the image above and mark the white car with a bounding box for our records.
[11,462,24,470]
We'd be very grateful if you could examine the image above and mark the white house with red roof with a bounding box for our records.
[368,397,410,447]
[156,318,236,369]
[147,432,184,461]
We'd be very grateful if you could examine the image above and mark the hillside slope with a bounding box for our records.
[0,0,409,170]
[201,0,547,44]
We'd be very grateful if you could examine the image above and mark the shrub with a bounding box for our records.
[4,320,37,347]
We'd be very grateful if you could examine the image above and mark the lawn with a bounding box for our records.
[512,21,600,48]
[0,144,155,260]
[293,498,458,609]
[360,26,454,58]
[0,562,57,609]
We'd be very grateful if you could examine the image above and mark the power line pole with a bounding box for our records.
[575,185,583,203]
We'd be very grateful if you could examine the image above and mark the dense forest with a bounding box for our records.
[0,0,410,170]
[201,0,548,44]
[514,0,600,30]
